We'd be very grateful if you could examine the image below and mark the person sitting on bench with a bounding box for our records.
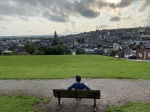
[68,75,91,90]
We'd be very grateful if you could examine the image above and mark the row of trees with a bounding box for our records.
[24,42,85,55]
[24,42,71,55]
[0,41,86,55]
[38,46,71,55]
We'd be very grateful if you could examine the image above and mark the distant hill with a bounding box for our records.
[0,35,54,39]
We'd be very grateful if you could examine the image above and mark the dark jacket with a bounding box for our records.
[68,82,91,90]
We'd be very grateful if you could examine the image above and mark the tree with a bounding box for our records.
[0,49,2,55]
[38,45,71,55]
[110,50,118,57]
[24,42,35,55]
[58,45,70,55]
[76,48,85,54]
[52,39,60,45]
[34,50,44,55]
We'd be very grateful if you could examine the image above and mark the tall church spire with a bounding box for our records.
[53,31,59,45]
[54,31,58,39]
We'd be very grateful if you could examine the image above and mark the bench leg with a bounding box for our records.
[58,97,61,106]
[94,98,97,112]
[94,107,96,112]
[56,90,63,110]
[57,97,61,110]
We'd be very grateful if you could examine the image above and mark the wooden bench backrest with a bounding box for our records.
[53,89,100,99]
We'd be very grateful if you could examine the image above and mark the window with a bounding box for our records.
[148,52,150,57]
[139,53,142,58]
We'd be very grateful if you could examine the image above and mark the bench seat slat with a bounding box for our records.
[53,89,100,99]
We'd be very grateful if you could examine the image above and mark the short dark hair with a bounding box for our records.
[76,75,81,82]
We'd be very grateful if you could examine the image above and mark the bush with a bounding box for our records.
[12,50,19,55]
[2,52,12,55]
[76,48,85,54]
[34,50,44,55]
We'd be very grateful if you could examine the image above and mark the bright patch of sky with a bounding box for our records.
[0,0,150,36]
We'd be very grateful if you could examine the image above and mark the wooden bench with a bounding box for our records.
[53,89,100,112]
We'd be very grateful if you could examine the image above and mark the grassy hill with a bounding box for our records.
[0,55,150,79]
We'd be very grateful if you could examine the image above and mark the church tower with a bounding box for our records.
[53,31,59,45]
[54,31,58,39]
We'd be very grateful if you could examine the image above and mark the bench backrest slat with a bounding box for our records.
[53,89,100,99]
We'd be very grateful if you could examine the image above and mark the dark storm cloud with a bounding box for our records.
[110,16,121,22]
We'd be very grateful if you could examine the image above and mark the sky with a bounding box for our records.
[0,0,150,36]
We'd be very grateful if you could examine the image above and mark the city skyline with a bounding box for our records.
[0,0,150,36]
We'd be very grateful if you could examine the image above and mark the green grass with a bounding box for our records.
[0,96,39,112]
[0,96,51,112]
[0,55,150,79]
[107,102,150,112]
[1,96,150,112]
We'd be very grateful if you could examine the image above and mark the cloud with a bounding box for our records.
[116,0,136,8]
[0,16,3,20]
[27,30,32,33]
[148,10,150,17]
[98,0,136,9]
[110,16,121,22]
[0,15,11,22]
[73,0,100,18]
[71,21,76,26]
[144,19,150,27]
[43,11,69,22]
[0,0,101,22]
[0,25,8,29]
[71,21,76,28]
[122,14,131,20]
[20,16,29,22]
[96,24,108,29]
[139,0,150,12]
[0,1,26,16]
[77,9,100,18]
[143,11,150,26]
[0,0,146,23]
[98,0,107,8]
